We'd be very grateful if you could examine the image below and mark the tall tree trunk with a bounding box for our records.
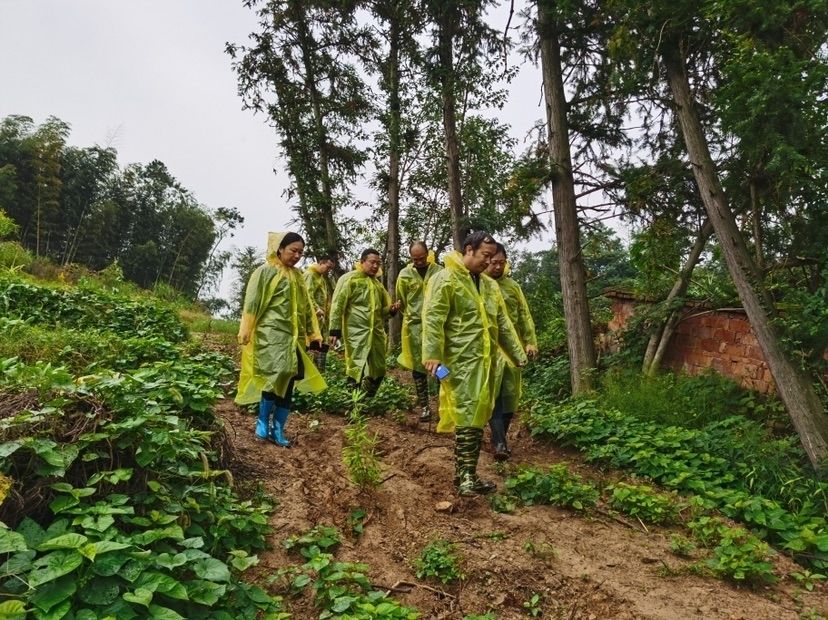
[538,1,596,395]
[749,177,764,269]
[663,42,828,470]
[296,11,339,258]
[438,6,465,250]
[642,219,713,375]
[386,15,402,346]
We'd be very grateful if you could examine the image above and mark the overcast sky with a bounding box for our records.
[1,0,558,298]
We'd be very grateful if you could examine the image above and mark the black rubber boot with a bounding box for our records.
[503,412,514,455]
[413,371,431,421]
[489,415,509,461]
[455,427,495,496]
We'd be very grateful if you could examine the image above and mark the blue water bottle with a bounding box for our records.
[435,364,450,380]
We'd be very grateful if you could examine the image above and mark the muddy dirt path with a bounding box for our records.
[216,386,828,620]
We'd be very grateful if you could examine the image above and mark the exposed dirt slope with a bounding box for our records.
[217,392,828,620]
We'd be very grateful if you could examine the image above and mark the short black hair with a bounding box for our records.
[279,231,305,249]
[318,254,336,264]
[493,242,507,258]
[360,248,381,261]
[409,240,428,254]
[461,231,496,253]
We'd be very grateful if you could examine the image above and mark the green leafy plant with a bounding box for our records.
[281,525,418,618]
[522,539,557,562]
[527,399,828,570]
[504,464,599,511]
[342,391,382,489]
[608,482,684,525]
[414,540,464,584]
[522,592,542,617]
[348,507,369,536]
[668,534,696,558]
[789,569,827,592]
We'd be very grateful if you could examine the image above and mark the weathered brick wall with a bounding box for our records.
[607,296,774,393]
[660,309,774,393]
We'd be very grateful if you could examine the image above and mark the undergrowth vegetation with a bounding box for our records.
[523,390,828,573]
[0,273,284,618]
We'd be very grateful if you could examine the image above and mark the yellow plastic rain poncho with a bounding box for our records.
[235,232,327,405]
[329,262,393,382]
[303,263,333,338]
[493,264,538,413]
[396,254,442,372]
[421,251,527,432]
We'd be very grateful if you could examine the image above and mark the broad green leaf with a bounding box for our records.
[332,595,357,613]
[30,598,70,620]
[193,558,230,583]
[131,525,183,545]
[228,551,258,572]
[0,441,21,458]
[147,604,184,620]
[154,553,187,570]
[38,533,88,551]
[87,468,133,486]
[0,599,26,618]
[134,572,188,601]
[0,550,36,575]
[122,588,153,607]
[179,537,204,549]
[186,579,226,606]
[92,541,131,555]
[0,528,27,554]
[48,495,78,515]
[28,550,84,588]
[30,575,76,612]
[91,551,130,577]
[16,517,47,548]
[78,577,120,606]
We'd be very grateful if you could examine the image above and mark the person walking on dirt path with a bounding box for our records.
[304,255,336,373]
[422,231,527,496]
[235,232,326,447]
[485,243,539,461]
[329,248,401,397]
[396,240,443,422]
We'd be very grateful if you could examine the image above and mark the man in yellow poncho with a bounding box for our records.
[396,241,442,422]
[422,231,527,496]
[485,242,539,460]
[303,254,336,372]
[235,231,326,447]
[329,248,401,396]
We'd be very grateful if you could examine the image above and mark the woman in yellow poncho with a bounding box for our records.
[422,231,527,496]
[395,241,442,421]
[329,248,400,396]
[485,243,539,460]
[235,232,326,446]
[303,254,336,372]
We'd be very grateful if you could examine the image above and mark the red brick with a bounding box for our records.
[730,319,751,333]
[724,343,745,358]
[714,328,734,343]
[701,338,719,352]
[711,358,728,373]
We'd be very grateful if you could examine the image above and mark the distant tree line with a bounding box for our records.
[0,114,242,299]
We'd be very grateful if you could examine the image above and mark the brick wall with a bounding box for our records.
[607,295,775,393]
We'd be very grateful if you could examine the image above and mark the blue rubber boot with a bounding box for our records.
[256,399,273,440]
[271,407,291,447]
